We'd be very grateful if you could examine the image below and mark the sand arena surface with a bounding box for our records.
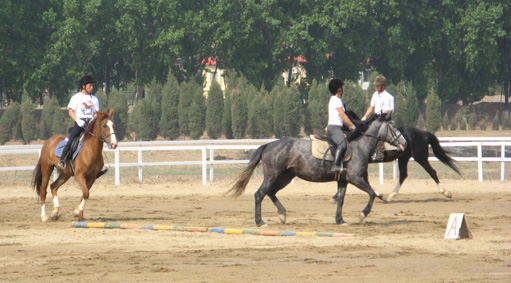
[0,177,510,282]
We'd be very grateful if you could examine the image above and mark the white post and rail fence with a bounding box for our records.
[0,137,510,186]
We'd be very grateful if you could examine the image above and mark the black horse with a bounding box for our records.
[227,114,408,226]
[330,113,462,203]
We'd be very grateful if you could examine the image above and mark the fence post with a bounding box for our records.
[477,143,483,182]
[138,147,143,182]
[202,147,207,185]
[115,147,120,186]
[209,146,214,182]
[501,144,506,181]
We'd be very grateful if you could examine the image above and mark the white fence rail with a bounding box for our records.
[1,138,510,185]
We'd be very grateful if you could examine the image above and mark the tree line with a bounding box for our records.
[1,0,510,106]
[3,70,511,145]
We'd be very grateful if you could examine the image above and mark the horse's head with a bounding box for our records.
[86,109,118,149]
[372,114,407,151]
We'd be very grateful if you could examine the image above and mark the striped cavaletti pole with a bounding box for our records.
[73,222,352,238]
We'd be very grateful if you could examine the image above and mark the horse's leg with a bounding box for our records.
[267,173,294,224]
[38,164,54,222]
[47,172,71,221]
[73,175,95,221]
[335,181,348,225]
[386,157,410,202]
[349,177,377,222]
[254,174,280,227]
[415,158,452,198]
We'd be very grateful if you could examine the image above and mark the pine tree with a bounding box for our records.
[188,90,206,140]
[306,79,329,135]
[222,88,233,139]
[128,99,157,140]
[108,89,129,141]
[20,94,38,144]
[442,110,450,130]
[40,96,59,139]
[52,107,67,136]
[0,102,22,144]
[206,81,224,139]
[343,80,367,118]
[178,81,193,137]
[159,74,181,140]
[231,89,247,139]
[425,90,441,133]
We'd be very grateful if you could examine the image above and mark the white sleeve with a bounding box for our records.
[370,92,377,107]
[389,96,394,112]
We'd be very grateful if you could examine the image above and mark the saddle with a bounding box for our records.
[310,129,352,162]
[55,134,85,161]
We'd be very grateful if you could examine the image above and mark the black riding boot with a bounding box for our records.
[57,142,71,173]
[372,140,385,161]
[331,147,345,172]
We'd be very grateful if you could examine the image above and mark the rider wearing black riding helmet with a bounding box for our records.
[327,79,356,172]
[56,75,100,173]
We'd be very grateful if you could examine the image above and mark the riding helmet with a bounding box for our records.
[373,75,387,86]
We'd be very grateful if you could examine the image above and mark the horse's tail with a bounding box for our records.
[427,131,462,176]
[31,158,43,196]
[226,144,267,198]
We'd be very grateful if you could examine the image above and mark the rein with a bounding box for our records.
[84,119,115,144]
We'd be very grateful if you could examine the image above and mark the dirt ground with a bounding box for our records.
[0,176,510,282]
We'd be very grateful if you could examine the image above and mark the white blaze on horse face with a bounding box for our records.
[106,120,118,149]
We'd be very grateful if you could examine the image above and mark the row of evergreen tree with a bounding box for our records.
[0,72,459,145]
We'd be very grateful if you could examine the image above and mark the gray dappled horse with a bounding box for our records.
[227,114,408,226]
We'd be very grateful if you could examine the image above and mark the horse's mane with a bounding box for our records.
[345,110,381,142]
[82,111,109,140]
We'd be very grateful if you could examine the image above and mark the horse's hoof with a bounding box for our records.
[51,209,59,220]
[359,212,366,222]
[387,192,397,202]
[329,197,337,204]
[336,220,349,226]
[256,222,268,228]
[41,214,50,223]
[278,214,286,224]
[73,209,81,217]
[444,191,452,198]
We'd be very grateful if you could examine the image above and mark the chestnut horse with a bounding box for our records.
[31,109,118,222]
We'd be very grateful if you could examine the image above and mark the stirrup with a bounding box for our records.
[372,153,384,161]
[57,161,66,173]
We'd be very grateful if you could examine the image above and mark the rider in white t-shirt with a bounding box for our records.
[56,75,100,173]
[327,79,356,172]
[361,75,394,161]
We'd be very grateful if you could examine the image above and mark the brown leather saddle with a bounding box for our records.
[310,129,352,162]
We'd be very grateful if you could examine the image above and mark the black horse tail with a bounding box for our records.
[32,158,43,196]
[227,144,267,198]
[427,131,462,176]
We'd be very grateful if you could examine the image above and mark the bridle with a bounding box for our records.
[84,118,115,144]
[364,119,403,148]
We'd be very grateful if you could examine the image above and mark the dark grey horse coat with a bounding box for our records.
[228,114,407,226]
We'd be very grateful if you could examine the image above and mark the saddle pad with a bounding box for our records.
[54,139,84,160]
[310,138,351,162]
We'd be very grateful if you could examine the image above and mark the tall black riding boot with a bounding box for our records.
[331,147,345,172]
[372,140,385,161]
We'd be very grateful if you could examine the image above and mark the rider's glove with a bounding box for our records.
[361,116,367,121]
[76,119,86,128]
[349,125,356,132]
